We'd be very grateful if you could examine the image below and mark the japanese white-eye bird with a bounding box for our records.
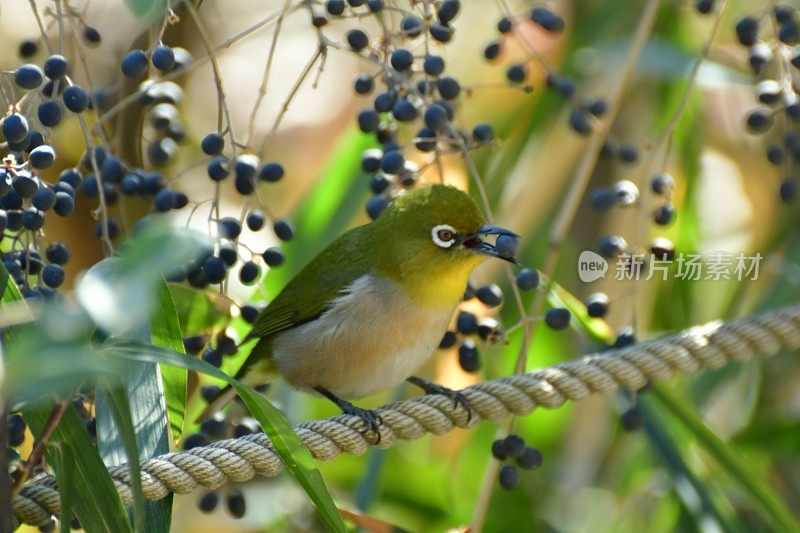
[200,184,519,434]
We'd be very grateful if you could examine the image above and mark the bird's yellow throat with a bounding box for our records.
[398,254,485,310]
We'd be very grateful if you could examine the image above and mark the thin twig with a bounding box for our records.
[54,0,65,55]
[181,0,238,162]
[62,8,112,146]
[11,401,68,495]
[245,0,293,149]
[256,47,322,158]
[25,0,54,55]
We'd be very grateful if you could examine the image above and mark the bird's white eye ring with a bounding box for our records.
[432,224,457,248]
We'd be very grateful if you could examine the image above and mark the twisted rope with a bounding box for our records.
[13,304,800,527]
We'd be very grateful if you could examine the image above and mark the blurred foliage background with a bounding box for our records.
[1,0,799,531]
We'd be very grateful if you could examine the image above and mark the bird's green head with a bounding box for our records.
[372,184,518,306]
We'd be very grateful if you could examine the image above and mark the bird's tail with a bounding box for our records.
[196,339,276,422]
[195,384,238,422]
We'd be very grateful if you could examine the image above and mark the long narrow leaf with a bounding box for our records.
[0,263,131,533]
[168,283,230,335]
[230,382,346,532]
[266,129,374,294]
[51,442,75,533]
[95,352,173,533]
[639,398,739,532]
[0,261,23,304]
[99,383,147,533]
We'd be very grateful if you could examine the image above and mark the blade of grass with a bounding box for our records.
[232,384,346,532]
[152,281,187,444]
[651,385,800,532]
[167,283,230,335]
[95,355,172,533]
[0,262,23,304]
[639,397,740,532]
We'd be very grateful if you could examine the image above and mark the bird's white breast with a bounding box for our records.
[271,274,455,399]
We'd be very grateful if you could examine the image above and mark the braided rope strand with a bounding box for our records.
[12,304,800,527]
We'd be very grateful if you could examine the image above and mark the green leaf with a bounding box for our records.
[167,283,230,335]
[153,281,187,443]
[652,386,800,533]
[123,0,166,19]
[104,340,346,532]
[5,324,119,409]
[266,129,375,294]
[98,383,147,533]
[51,442,75,533]
[96,313,176,532]
[25,404,133,533]
[293,129,374,240]
[76,226,208,336]
[0,260,23,304]
[546,278,615,344]
[81,229,193,532]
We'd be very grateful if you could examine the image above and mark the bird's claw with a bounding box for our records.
[412,379,474,423]
[450,391,474,423]
[439,388,473,423]
[342,405,383,443]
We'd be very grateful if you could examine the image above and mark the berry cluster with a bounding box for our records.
[183,328,248,369]
[313,1,573,376]
[332,1,564,219]
[736,4,800,202]
[437,281,508,373]
[491,434,543,490]
[1,50,83,299]
[196,488,246,519]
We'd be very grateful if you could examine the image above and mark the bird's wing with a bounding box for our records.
[243,224,373,342]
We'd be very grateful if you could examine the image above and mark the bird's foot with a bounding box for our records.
[407,376,473,423]
[340,404,383,442]
[314,387,383,443]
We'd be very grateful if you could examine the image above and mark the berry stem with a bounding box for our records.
[183,1,238,163]
[244,0,293,149]
[25,0,54,55]
[11,400,68,496]
[256,47,323,159]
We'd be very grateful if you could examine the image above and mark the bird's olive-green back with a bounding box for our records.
[244,223,374,343]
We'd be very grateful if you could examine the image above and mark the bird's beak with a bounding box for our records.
[462,224,521,264]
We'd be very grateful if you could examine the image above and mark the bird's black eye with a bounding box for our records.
[432,224,457,248]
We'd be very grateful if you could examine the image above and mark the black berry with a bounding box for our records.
[544,307,570,330]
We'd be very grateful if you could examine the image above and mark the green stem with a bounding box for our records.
[651,386,800,533]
